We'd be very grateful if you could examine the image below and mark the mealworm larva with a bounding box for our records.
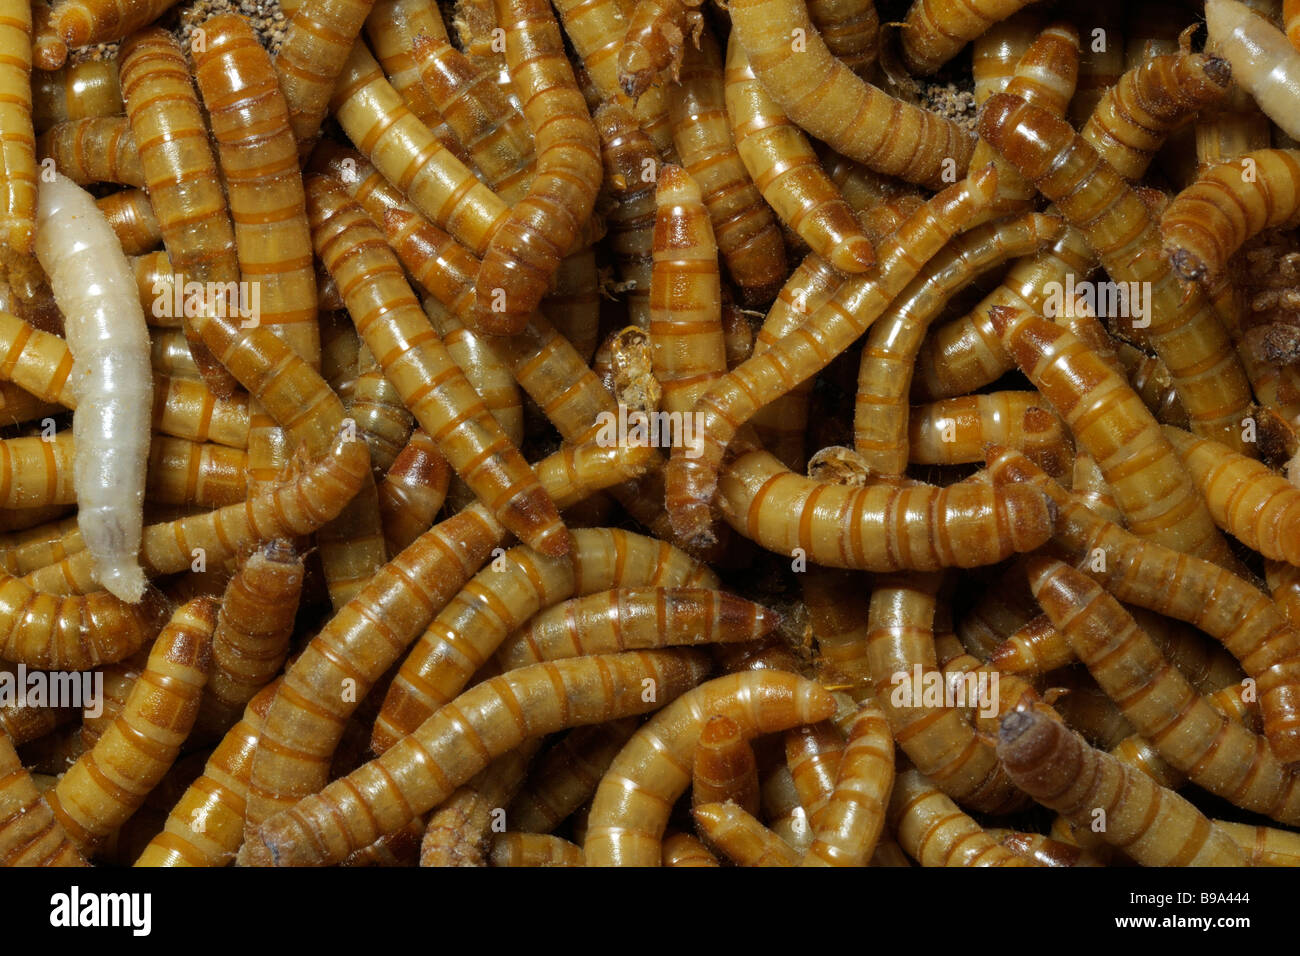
[95,187,161,254]
[133,681,277,867]
[692,714,761,816]
[617,0,702,96]
[36,116,142,187]
[761,758,813,853]
[146,435,248,508]
[597,101,656,331]
[667,169,997,546]
[801,703,893,867]
[151,374,249,449]
[378,429,450,553]
[853,213,1063,476]
[724,39,875,275]
[468,0,600,336]
[242,650,712,866]
[420,742,541,866]
[802,567,872,699]
[542,240,602,365]
[1216,820,1300,865]
[807,0,879,75]
[550,0,675,157]
[374,535,717,754]
[1164,425,1300,565]
[31,0,66,71]
[494,587,771,671]
[48,0,178,46]
[328,43,508,256]
[45,598,214,853]
[901,0,1043,76]
[35,173,151,603]
[888,768,1031,867]
[508,718,640,833]
[585,671,837,866]
[489,832,585,866]
[0,430,74,506]
[650,165,727,419]
[997,701,1247,865]
[1269,559,1300,628]
[979,93,1256,454]
[785,721,844,823]
[307,176,565,556]
[728,0,974,188]
[0,728,86,865]
[1116,343,1189,430]
[670,30,786,305]
[693,801,800,866]
[425,300,523,447]
[0,667,77,747]
[988,445,1300,769]
[717,449,1052,571]
[661,830,720,865]
[866,571,1023,812]
[274,0,375,153]
[1084,48,1232,183]
[150,329,201,380]
[193,540,303,741]
[348,347,415,474]
[991,304,1237,568]
[119,29,242,403]
[1207,0,1300,140]
[907,392,1072,479]
[412,32,536,203]
[0,0,35,266]
[1161,149,1300,284]
[242,450,658,824]
[972,8,1046,104]
[363,0,451,121]
[30,58,120,134]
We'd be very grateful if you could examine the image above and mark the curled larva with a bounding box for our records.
[34,173,150,604]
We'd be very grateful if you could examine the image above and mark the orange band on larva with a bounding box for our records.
[0,0,35,261]
[800,703,893,867]
[36,115,143,186]
[907,391,1072,479]
[242,650,713,866]
[723,38,875,275]
[96,187,161,254]
[31,58,120,133]
[379,429,451,553]
[807,0,879,75]
[508,718,640,834]
[597,101,657,331]
[30,0,66,71]
[900,0,1045,76]
[693,801,800,866]
[469,0,601,336]
[692,715,761,817]
[728,0,974,188]
[490,833,585,866]
[48,0,179,46]
[971,8,1046,105]
[888,768,1032,866]
[0,728,86,865]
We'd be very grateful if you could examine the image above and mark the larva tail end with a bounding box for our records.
[34,40,68,71]
[51,9,91,47]
[617,46,653,99]
[1169,247,1208,283]
[976,94,1027,158]
[235,834,276,867]
[100,564,150,604]
[987,640,1031,675]
[829,237,877,275]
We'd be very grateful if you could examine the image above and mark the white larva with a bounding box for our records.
[34,173,151,602]
[1206,0,1300,140]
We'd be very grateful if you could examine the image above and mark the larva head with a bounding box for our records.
[996,705,1079,787]
[1004,22,1081,116]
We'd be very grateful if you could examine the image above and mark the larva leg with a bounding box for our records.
[46,598,215,854]
[0,728,85,865]
[374,531,717,753]
[692,715,761,816]
[908,392,1072,480]
[490,832,585,866]
[307,176,566,556]
[508,718,640,833]
[717,449,1052,570]
[670,30,786,306]
[0,0,36,269]
[378,429,450,553]
[662,829,719,865]
[469,0,600,336]
[411,32,536,203]
[274,0,376,154]
[998,705,1247,865]
[667,170,997,547]
[36,173,151,603]
[801,703,893,867]
[693,801,800,865]
[724,39,875,275]
[585,671,837,866]
[118,29,242,402]
[48,0,178,46]
[853,213,1063,477]
[992,305,1238,568]
[980,93,1255,453]
[1207,0,1300,141]
[95,187,160,253]
[36,116,142,186]
[596,101,657,331]
[134,681,278,867]
[494,587,775,671]
[242,445,654,824]
[242,650,712,866]
[888,768,1031,866]
[728,0,974,188]
[1162,149,1300,284]
[419,742,542,866]
[900,0,1044,76]
[192,540,304,741]
[866,571,1023,812]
